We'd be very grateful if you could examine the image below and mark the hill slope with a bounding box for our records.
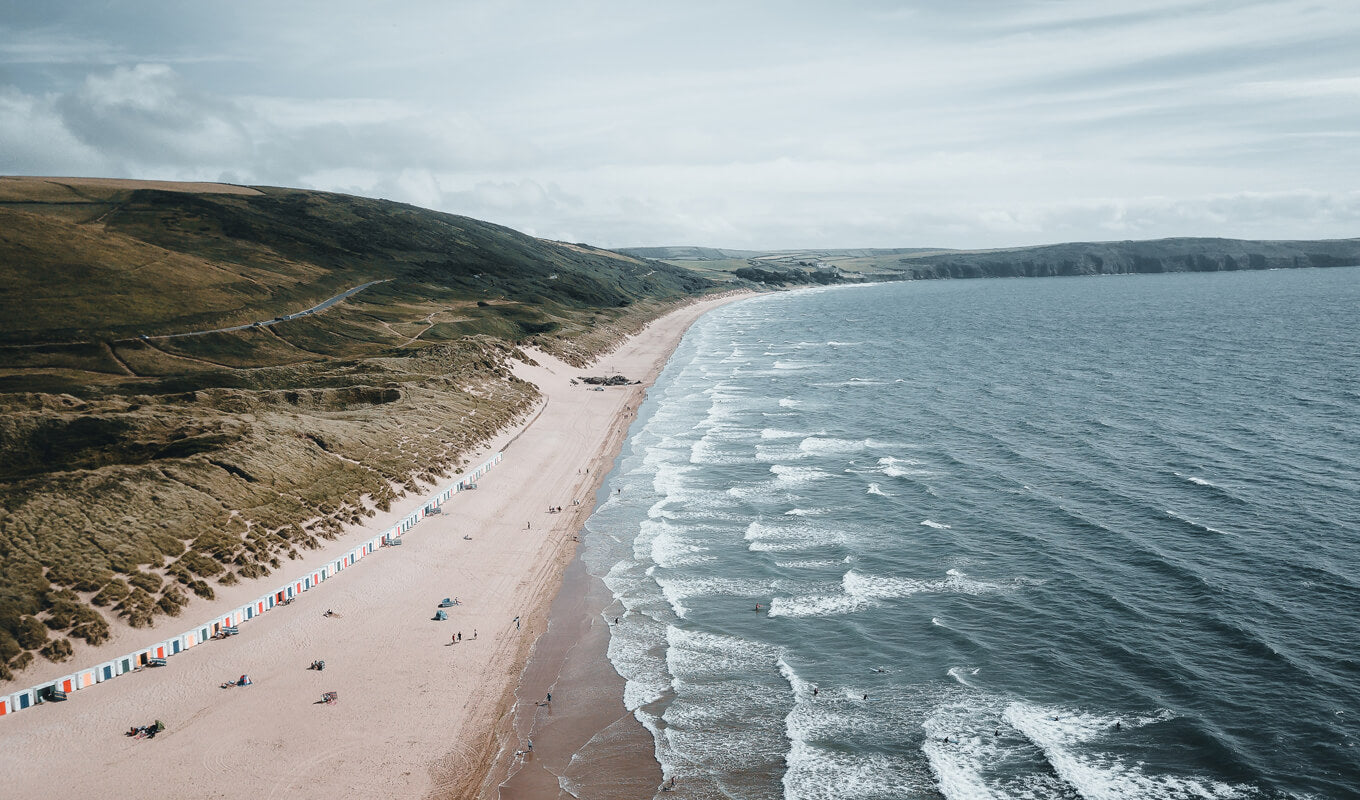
[0,177,714,682]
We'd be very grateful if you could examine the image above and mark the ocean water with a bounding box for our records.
[580,269,1360,800]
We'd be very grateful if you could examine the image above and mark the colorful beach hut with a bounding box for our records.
[77,668,97,689]
[96,661,116,682]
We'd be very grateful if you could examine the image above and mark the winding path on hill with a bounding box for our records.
[131,278,392,342]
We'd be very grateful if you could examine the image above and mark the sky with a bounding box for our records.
[2,0,1358,249]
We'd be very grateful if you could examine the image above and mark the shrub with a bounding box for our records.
[92,578,131,607]
[15,615,48,649]
[40,637,73,662]
[128,570,163,594]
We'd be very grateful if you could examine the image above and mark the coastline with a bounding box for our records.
[0,292,745,800]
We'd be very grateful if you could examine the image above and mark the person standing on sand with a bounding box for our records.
[514,616,520,630]
[473,629,478,640]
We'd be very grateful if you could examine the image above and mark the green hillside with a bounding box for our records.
[0,177,714,682]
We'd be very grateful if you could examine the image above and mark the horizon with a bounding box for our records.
[2,1,1357,250]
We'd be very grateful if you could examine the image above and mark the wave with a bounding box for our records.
[946,666,979,688]
[769,570,1031,618]
[779,397,802,408]
[762,427,808,439]
[1003,702,1246,800]
[921,519,952,529]
[800,436,867,456]
[866,483,891,496]
[785,507,829,516]
[1165,509,1230,536]
[879,455,933,478]
[772,464,833,485]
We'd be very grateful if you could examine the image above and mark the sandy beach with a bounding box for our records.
[0,293,743,800]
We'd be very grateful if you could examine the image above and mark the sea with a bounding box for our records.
[579,268,1360,800]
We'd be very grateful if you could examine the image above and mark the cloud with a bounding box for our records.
[0,2,1357,248]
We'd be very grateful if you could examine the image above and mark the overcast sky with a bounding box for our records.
[2,1,1357,249]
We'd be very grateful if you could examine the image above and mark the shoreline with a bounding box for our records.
[0,292,746,800]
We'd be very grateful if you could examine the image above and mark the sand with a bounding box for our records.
[0,293,744,800]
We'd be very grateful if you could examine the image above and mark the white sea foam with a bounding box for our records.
[921,519,952,529]
[762,427,807,439]
[1166,509,1230,536]
[879,455,933,478]
[768,593,868,617]
[826,341,862,347]
[756,443,808,462]
[1004,702,1247,800]
[784,507,828,516]
[779,397,802,408]
[866,483,891,497]
[800,436,865,454]
[946,667,979,687]
[770,570,1030,618]
[774,360,815,370]
[771,463,832,484]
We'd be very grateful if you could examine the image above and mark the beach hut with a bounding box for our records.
[151,643,167,660]
[199,625,211,643]
[255,598,267,615]
[0,696,10,716]
[96,661,116,682]
[77,668,97,689]
[12,688,35,710]
[58,675,76,694]
[170,636,183,655]
[32,682,58,703]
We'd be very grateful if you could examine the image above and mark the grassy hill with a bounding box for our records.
[0,177,714,682]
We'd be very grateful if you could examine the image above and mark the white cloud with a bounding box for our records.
[0,1,1357,248]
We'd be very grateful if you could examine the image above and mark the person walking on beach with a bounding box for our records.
[546,692,552,703]
[514,616,521,630]
[473,629,478,640]
[457,631,462,642]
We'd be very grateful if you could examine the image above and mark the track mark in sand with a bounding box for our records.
[262,739,371,800]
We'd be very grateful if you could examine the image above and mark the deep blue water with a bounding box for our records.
[581,268,1360,800]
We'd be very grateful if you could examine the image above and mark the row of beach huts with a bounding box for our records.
[0,451,503,720]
